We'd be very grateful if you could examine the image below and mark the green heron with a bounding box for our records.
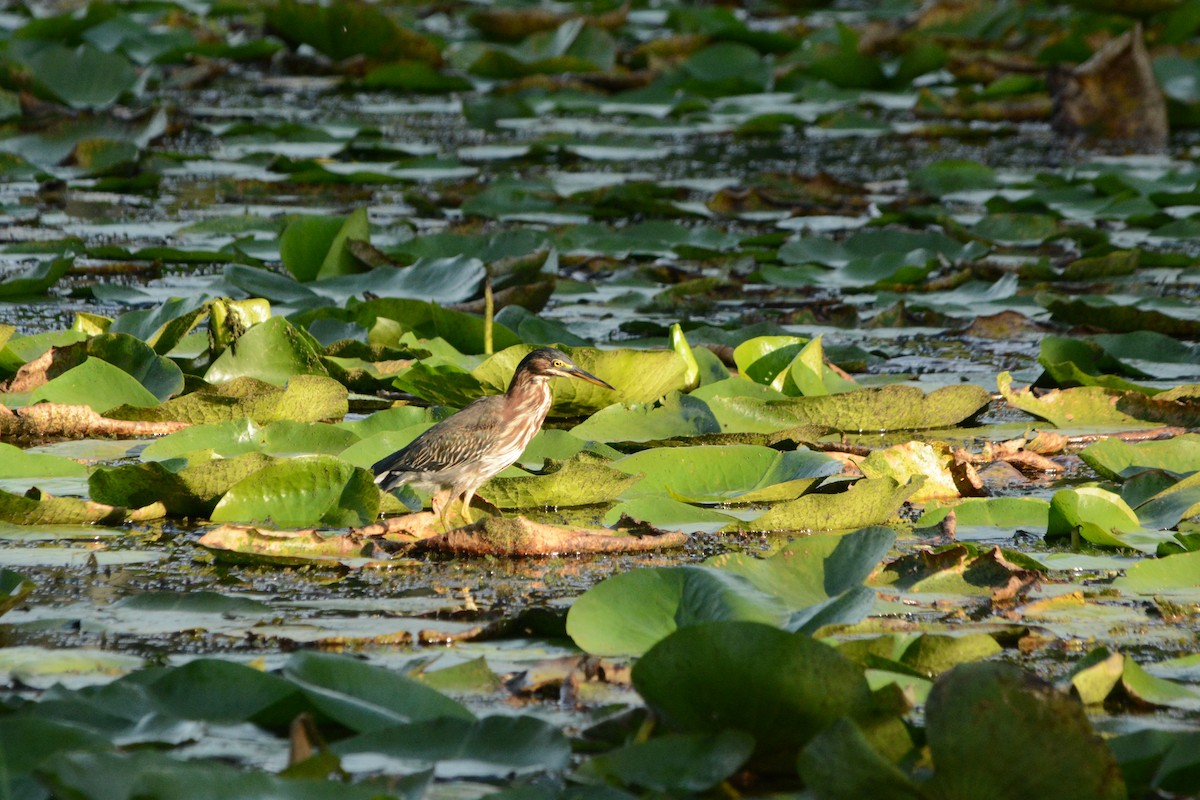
[373,347,614,530]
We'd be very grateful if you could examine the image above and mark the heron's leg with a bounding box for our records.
[430,490,453,531]
[459,487,477,525]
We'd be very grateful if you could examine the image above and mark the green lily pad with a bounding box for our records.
[632,622,874,772]
[1,567,34,616]
[800,717,925,800]
[910,159,998,196]
[924,662,1126,800]
[205,316,329,386]
[711,384,990,434]
[29,357,159,413]
[1047,487,1145,550]
[210,455,379,528]
[725,477,921,532]
[90,453,274,518]
[613,444,839,503]
[900,633,1003,676]
[576,731,755,793]
[109,375,348,424]
[0,487,126,526]
[998,371,1154,428]
[474,346,689,416]
[140,419,360,461]
[1080,434,1200,481]
[1067,648,1126,705]
[333,715,570,779]
[280,208,370,282]
[1121,658,1200,711]
[602,496,738,533]
[1038,335,1155,394]
[1114,550,1200,595]
[566,566,788,657]
[282,650,473,731]
[11,41,138,109]
[706,526,894,611]
[266,0,441,64]
[0,443,88,479]
[569,392,721,443]
[479,453,641,509]
[0,256,73,298]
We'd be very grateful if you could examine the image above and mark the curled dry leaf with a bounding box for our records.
[1049,24,1168,151]
[0,403,189,439]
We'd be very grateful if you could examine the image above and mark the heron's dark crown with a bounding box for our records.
[514,347,575,378]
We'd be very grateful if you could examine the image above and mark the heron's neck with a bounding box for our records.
[506,371,553,424]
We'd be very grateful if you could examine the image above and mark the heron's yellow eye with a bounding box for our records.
[553,359,566,368]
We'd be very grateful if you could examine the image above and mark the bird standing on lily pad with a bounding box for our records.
[373,347,614,530]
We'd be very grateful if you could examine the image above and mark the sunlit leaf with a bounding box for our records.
[30,357,159,413]
[210,455,379,528]
[613,444,839,503]
[479,453,641,509]
[726,477,921,532]
[567,566,788,657]
[205,316,330,386]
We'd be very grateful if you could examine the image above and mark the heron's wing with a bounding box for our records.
[372,397,506,479]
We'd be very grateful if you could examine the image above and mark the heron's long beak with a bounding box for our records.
[567,366,614,390]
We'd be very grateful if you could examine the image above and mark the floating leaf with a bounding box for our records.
[333,715,570,779]
[711,384,990,434]
[576,731,755,793]
[140,419,360,461]
[283,650,473,732]
[266,0,441,64]
[910,159,998,196]
[280,208,370,282]
[613,444,839,503]
[0,487,127,526]
[632,622,874,771]
[0,442,88,480]
[1114,550,1200,595]
[860,441,978,503]
[29,357,159,413]
[90,454,274,518]
[1,567,34,616]
[1047,487,1145,550]
[474,346,689,415]
[998,371,1154,428]
[900,633,1003,676]
[210,455,379,528]
[1080,434,1200,481]
[567,566,788,657]
[0,256,73,298]
[706,526,893,611]
[205,316,329,386]
[110,375,348,425]
[924,662,1126,800]
[569,392,721,443]
[479,453,641,509]
[727,477,921,532]
[10,41,138,109]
